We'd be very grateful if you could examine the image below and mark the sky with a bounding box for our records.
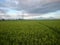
[0,0,60,19]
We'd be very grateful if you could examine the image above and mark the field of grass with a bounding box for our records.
[0,20,60,45]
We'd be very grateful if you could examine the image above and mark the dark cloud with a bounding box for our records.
[0,0,60,14]
[28,2,60,14]
[13,0,60,14]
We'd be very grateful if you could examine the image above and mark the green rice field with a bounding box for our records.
[0,20,60,45]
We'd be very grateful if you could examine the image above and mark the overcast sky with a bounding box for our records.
[0,0,60,19]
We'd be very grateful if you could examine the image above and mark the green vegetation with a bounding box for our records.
[0,20,60,45]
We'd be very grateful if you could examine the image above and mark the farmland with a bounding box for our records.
[0,20,60,45]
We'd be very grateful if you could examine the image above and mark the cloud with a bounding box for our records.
[0,0,60,14]
[0,0,60,19]
[18,0,60,10]
[29,1,60,14]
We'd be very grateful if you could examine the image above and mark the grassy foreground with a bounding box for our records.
[0,20,60,45]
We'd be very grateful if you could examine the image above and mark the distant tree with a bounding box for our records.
[2,19,5,21]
